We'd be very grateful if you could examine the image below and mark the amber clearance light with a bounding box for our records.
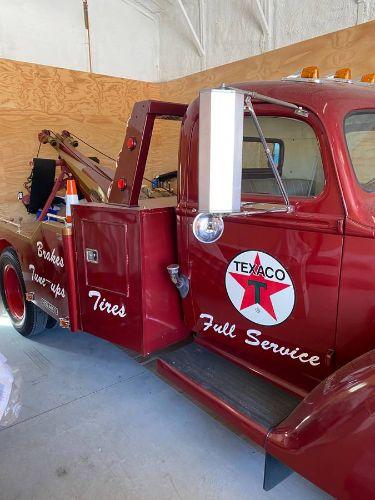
[334,68,352,80]
[301,66,319,79]
[361,73,375,84]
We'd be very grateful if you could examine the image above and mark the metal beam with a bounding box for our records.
[119,0,157,22]
[176,0,205,57]
[254,0,270,36]
[356,0,367,24]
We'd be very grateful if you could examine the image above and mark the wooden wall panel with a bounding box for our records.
[0,59,159,203]
[161,20,375,103]
[0,20,374,203]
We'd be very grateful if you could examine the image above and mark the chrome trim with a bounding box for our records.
[282,75,375,87]
[244,97,291,209]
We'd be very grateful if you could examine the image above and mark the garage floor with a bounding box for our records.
[0,316,329,500]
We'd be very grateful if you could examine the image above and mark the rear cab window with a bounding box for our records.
[242,116,325,199]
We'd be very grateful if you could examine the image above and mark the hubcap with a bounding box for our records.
[3,264,25,321]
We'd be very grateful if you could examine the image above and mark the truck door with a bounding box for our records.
[183,108,345,389]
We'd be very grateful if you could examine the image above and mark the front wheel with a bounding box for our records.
[0,248,49,337]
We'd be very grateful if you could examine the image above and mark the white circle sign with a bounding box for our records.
[225,250,295,326]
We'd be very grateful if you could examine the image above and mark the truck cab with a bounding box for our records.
[176,79,375,394]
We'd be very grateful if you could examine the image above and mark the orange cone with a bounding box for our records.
[66,179,79,224]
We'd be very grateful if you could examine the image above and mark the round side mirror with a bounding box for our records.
[192,213,224,244]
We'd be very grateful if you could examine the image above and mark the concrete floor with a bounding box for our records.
[0,316,329,500]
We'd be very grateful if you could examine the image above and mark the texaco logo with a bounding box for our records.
[225,251,295,326]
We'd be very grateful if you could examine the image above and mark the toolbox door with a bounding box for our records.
[73,204,143,352]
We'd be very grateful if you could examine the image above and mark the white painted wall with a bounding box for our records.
[0,0,88,72]
[0,0,374,82]
[158,0,375,80]
[88,0,158,80]
[0,0,159,81]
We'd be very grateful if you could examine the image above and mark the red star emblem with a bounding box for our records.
[229,253,290,320]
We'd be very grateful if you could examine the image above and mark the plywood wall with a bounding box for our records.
[0,59,159,203]
[162,20,375,102]
[0,20,374,203]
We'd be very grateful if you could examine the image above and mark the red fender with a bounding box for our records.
[266,350,375,498]
[0,240,13,254]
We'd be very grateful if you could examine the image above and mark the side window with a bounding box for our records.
[242,116,325,198]
[344,112,375,193]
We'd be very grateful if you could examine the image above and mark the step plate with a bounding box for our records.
[159,343,301,430]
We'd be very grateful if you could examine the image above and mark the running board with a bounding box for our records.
[157,342,301,488]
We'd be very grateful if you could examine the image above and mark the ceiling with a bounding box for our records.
[122,0,174,15]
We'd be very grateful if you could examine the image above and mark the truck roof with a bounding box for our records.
[233,79,375,116]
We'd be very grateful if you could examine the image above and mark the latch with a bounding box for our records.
[86,248,99,264]
[325,349,335,368]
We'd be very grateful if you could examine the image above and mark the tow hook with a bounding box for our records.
[167,264,189,299]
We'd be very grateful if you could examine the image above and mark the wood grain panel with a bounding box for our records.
[162,20,375,103]
[0,59,159,203]
[0,20,374,203]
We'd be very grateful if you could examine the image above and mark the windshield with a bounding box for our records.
[345,112,375,193]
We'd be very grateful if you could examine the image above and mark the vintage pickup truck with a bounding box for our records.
[0,66,374,498]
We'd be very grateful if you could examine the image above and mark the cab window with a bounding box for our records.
[242,116,325,198]
[345,112,375,193]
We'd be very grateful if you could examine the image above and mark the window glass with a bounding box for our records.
[242,116,324,198]
[345,113,375,193]
[242,138,283,179]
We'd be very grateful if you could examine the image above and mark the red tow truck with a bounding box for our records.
[0,66,374,498]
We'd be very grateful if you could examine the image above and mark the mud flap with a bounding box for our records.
[263,453,292,491]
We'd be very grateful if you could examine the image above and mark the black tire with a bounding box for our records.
[46,316,58,329]
[0,248,48,337]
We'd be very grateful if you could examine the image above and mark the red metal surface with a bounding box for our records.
[109,100,187,206]
[178,99,345,393]
[176,81,375,393]
[62,228,80,331]
[0,223,70,322]
[73,201,189,355]
[335,234,375,367]
[139,206,190,354]
[29,224,69,320]
[266,349,375,498]
[157,357,268,447]
[3,264,25,320]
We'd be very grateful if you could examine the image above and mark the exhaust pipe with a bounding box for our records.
[167,264,189,299]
